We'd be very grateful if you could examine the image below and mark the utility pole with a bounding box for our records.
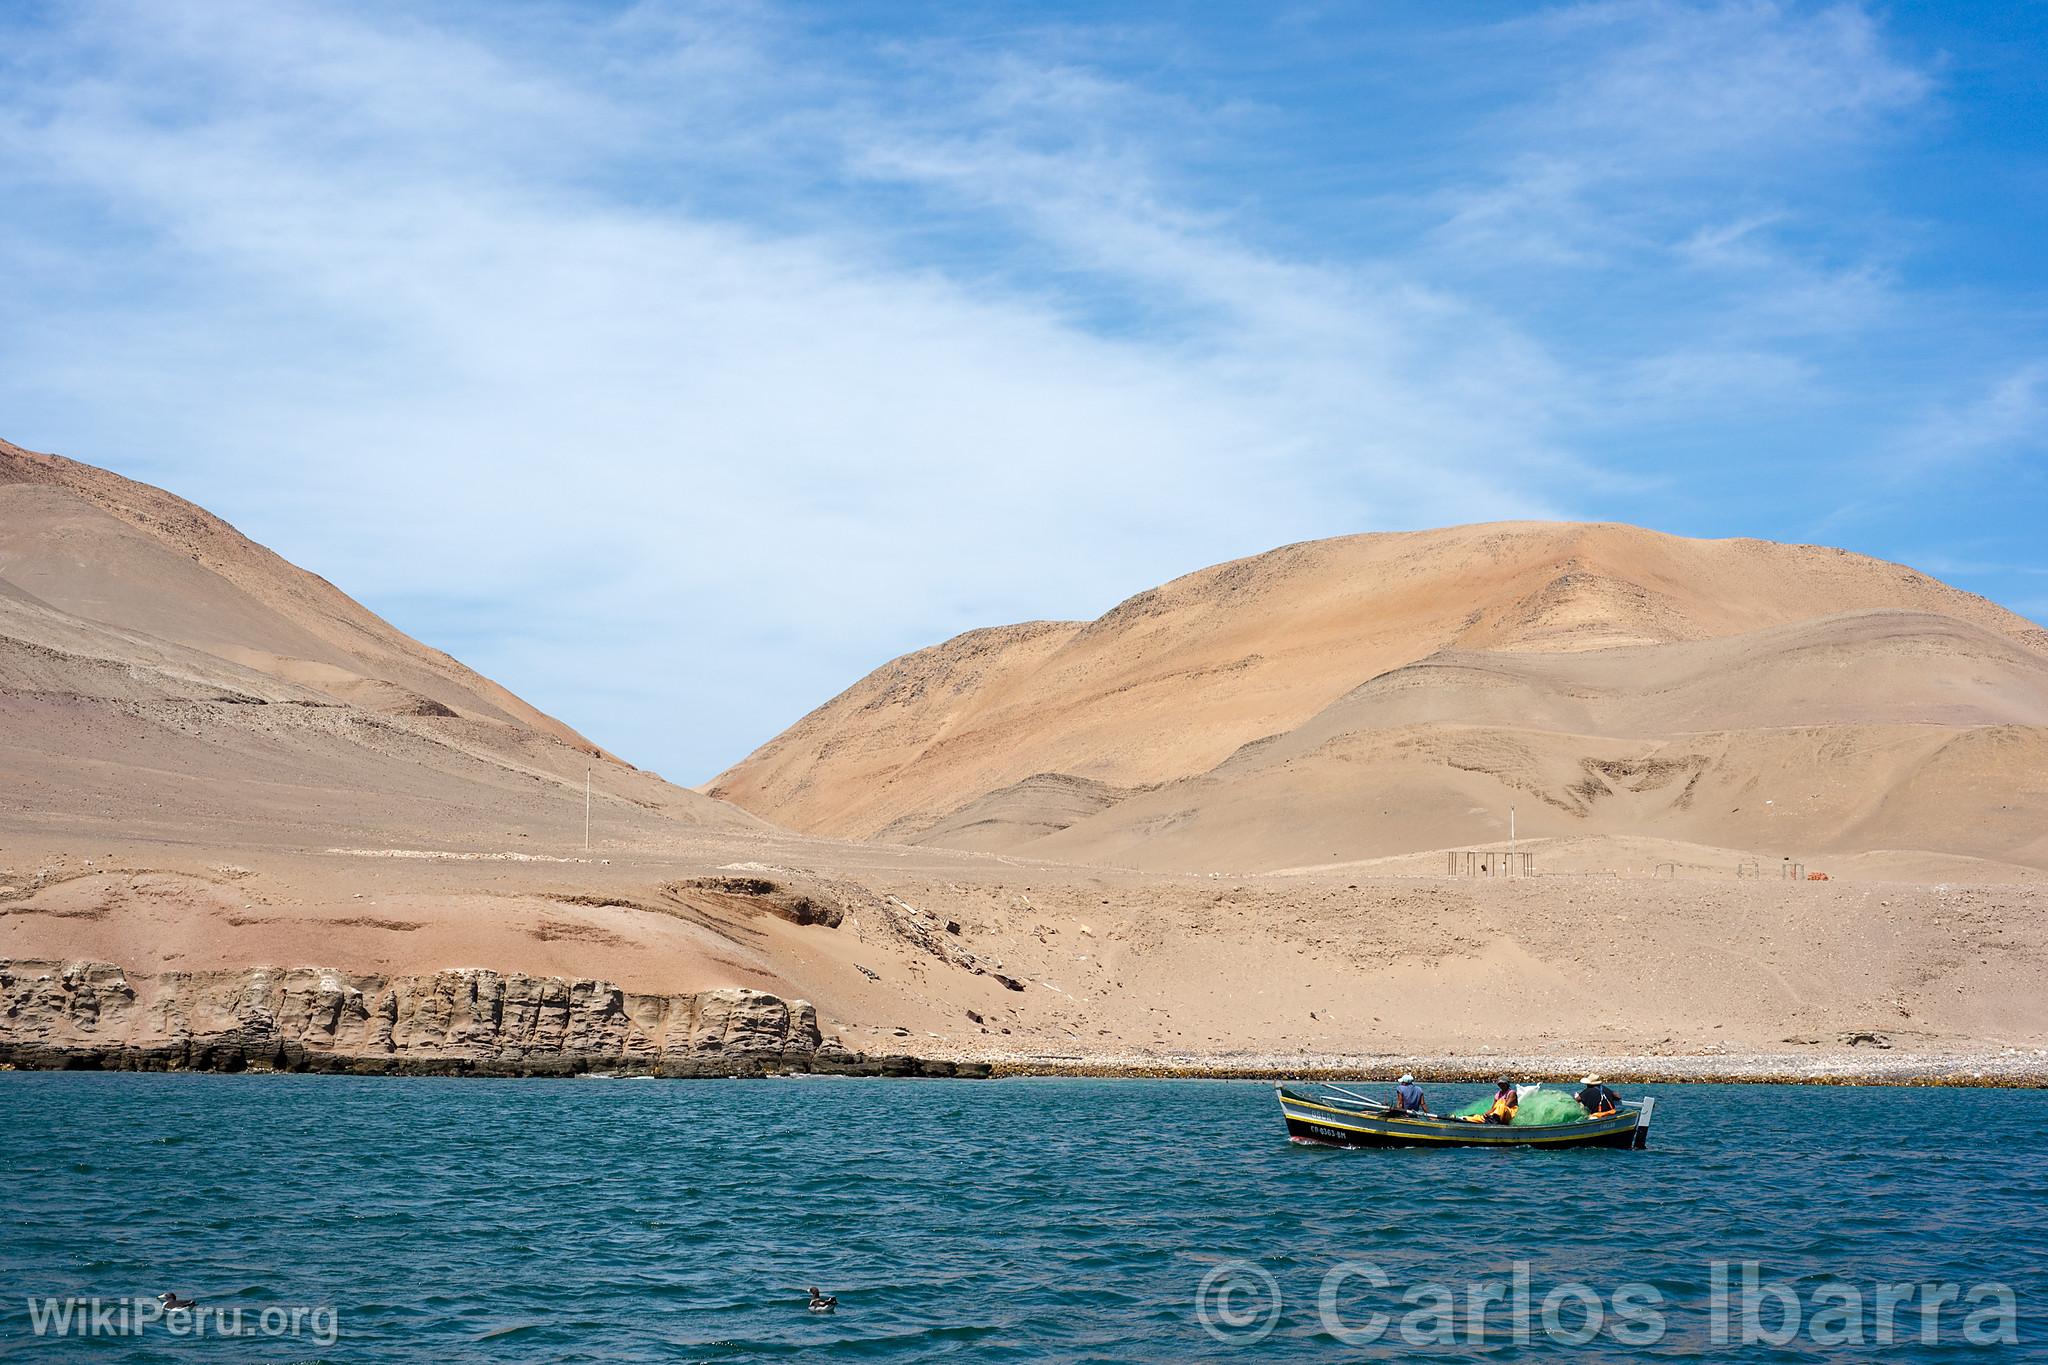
[1509,802,1516,876]
[584,764,592,857]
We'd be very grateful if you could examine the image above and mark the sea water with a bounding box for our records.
[0,1075,2040,1361]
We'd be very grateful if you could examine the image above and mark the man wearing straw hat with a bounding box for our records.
[1575,1074,1621,1117]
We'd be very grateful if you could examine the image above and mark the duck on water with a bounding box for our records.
[1277,1074,1656,1149]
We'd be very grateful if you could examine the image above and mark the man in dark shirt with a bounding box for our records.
[1390,1073,1426,1115]
[1576,1074,1621,1116]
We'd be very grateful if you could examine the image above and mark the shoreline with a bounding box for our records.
[5,1049,2043,1087]
[0,1049,990,1080]
[6,952,2041,1090]
[973,1050,2048,1087]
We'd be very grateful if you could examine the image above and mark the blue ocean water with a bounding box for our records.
[0,1075,2040,1361]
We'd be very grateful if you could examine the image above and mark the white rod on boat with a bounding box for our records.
[1322,1084,1382,1107]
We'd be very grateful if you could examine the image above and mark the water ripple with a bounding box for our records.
[0,1076,2041,1361]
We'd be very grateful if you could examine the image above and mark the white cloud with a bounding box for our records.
[1882,361,2048,481]
[1406,0,1945,478]
[1523,0,1930,160]
[1428,0,1929,317]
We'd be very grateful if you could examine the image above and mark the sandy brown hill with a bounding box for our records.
[1003,614,2048,873]
[0,437,761,848]
[2,440,596,736]
[711,523,2048,871]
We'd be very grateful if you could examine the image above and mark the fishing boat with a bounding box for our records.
[1276,1083,1655,1149]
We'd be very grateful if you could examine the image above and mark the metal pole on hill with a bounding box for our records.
[584,764,591,856]
[1509,803,1516,876]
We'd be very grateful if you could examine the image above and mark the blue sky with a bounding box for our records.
[1,1,2043,782]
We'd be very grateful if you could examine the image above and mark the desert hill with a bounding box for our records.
[0,437,761,849]
[710,523,2048,872]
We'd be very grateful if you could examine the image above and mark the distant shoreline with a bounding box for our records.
[0,1050,990,1081]
[6,1051,2044,1087]
[973,1052,2048,1087]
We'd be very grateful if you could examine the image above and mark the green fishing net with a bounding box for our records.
[1447,1086,1610,1126]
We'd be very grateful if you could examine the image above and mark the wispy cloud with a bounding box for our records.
[1521,0,1929,158]
[1431,2,1928,254]
[1884,362,2048,481]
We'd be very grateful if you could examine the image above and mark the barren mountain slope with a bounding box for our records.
[712,523,2048,843]
[1,439,597,738]
[898,612,2048,873]
[0,437,761,847]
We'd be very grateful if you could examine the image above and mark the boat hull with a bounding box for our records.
[1277,1087,1650,1149]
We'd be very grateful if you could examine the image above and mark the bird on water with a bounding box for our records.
[157,1293,196,1312]
[807,1287,837,1314]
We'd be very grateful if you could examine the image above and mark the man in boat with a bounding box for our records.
[1483,1078,1519,1124]
[1390,1073,1427,1115]
[1575,1074,1621,1116]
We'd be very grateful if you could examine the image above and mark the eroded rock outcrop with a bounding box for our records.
[0,959,929,1077]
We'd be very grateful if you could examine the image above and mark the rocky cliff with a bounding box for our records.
[0,959,978,1077]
